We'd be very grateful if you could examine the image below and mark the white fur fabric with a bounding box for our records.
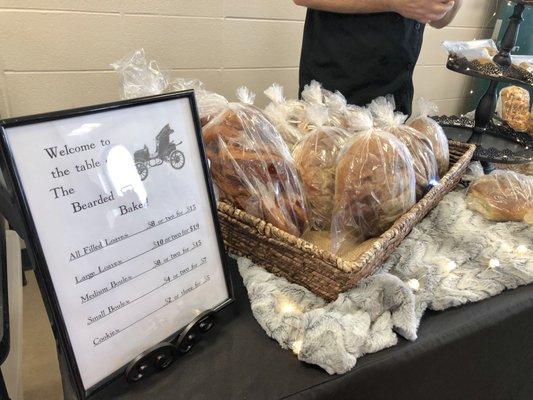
[237,190,533,374]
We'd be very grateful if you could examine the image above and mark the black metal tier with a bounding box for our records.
[434,115,533,164]
[446,57,533,88]
[443,0,531,164]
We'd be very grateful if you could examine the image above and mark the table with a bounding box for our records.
[87,259,533,400]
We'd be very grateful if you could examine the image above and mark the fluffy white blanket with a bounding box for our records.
[237,190,533,374]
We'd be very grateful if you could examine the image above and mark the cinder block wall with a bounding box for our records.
[0,0,497,118]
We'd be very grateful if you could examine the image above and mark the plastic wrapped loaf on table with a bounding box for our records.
[370,95,439,200]
[331,107,416,254]
[111,48,228,126]
[202,87,308,237]
[292,104,351,231]
[263,83,308,149]
[466,170,533,223]
[408,98,450,177]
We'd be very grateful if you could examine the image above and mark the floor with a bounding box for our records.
[22,271,63,399]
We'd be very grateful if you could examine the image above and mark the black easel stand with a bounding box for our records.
[0,219,10,400]
[125,310,215,384]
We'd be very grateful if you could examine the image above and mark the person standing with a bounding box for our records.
[294,0,462,114]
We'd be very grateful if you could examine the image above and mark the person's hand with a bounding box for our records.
[389,0,455,24]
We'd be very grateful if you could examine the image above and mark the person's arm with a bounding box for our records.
[429,0,462,28]
[293,0,455,24]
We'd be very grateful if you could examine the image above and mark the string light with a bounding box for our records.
[276,297,301,315]
[407,279,420,292]
[443,260,458,275]
[516,245,528,256]
[292,340,303,355]
[279,302,298,314]
[488,258,500,269]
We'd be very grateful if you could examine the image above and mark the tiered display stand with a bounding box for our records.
[434,0,533,172]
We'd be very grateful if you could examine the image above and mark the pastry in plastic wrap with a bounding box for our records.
[263,83,307,148]
[466,171,533,223]
[331,108,416,254]
[203,87,308,236]
[529,111,533,135]
[408,98,450,177]
[292,104,350,230]
[370,95,439,199]
[500,86,530,132]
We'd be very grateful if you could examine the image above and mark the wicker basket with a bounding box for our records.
[218,141,476,301]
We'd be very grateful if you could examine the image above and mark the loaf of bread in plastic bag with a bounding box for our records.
[292,104,350,230]
[331,108,416,254]
[370,95,439,199]
[466,170,533,223]
[408,98,450,177]
[203,87,308,237]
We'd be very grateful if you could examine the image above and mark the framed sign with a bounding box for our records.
[0,91,233,398]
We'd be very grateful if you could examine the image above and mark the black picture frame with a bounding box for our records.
[0,90,234,399]
[0,225,8,365]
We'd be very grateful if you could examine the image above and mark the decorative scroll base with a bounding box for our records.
[125,310,215,383]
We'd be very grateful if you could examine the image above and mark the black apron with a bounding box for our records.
[299,10,425,115]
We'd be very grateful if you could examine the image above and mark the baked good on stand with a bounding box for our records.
[292,104,350,230]
[408,98,450,177]
[203,87,308,237]
[370,95,439,199]
[466,170,533,223]
[499,86,530,132]
[331,108,416,255]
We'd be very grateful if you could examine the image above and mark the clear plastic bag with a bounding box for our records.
[408,98,450,177]
[442,39,498,62]
[323,90,350,129]
[466,170,533,223]
[263,83,307,148]
[462,161,485,182]
[370,95,439,199]
[301,80,325,105]
[511,55,533,73]
[112,49,228,126]
[301,80,348,129]
[111,48,169,99]
[292,104,350,231]
[496,86,530,132]
[331,108,416,254]
[202,87,308,236]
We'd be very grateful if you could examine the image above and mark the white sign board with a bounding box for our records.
[0,93,231,395]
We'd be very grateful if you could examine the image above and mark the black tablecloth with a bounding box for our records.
[92,260,533,400]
